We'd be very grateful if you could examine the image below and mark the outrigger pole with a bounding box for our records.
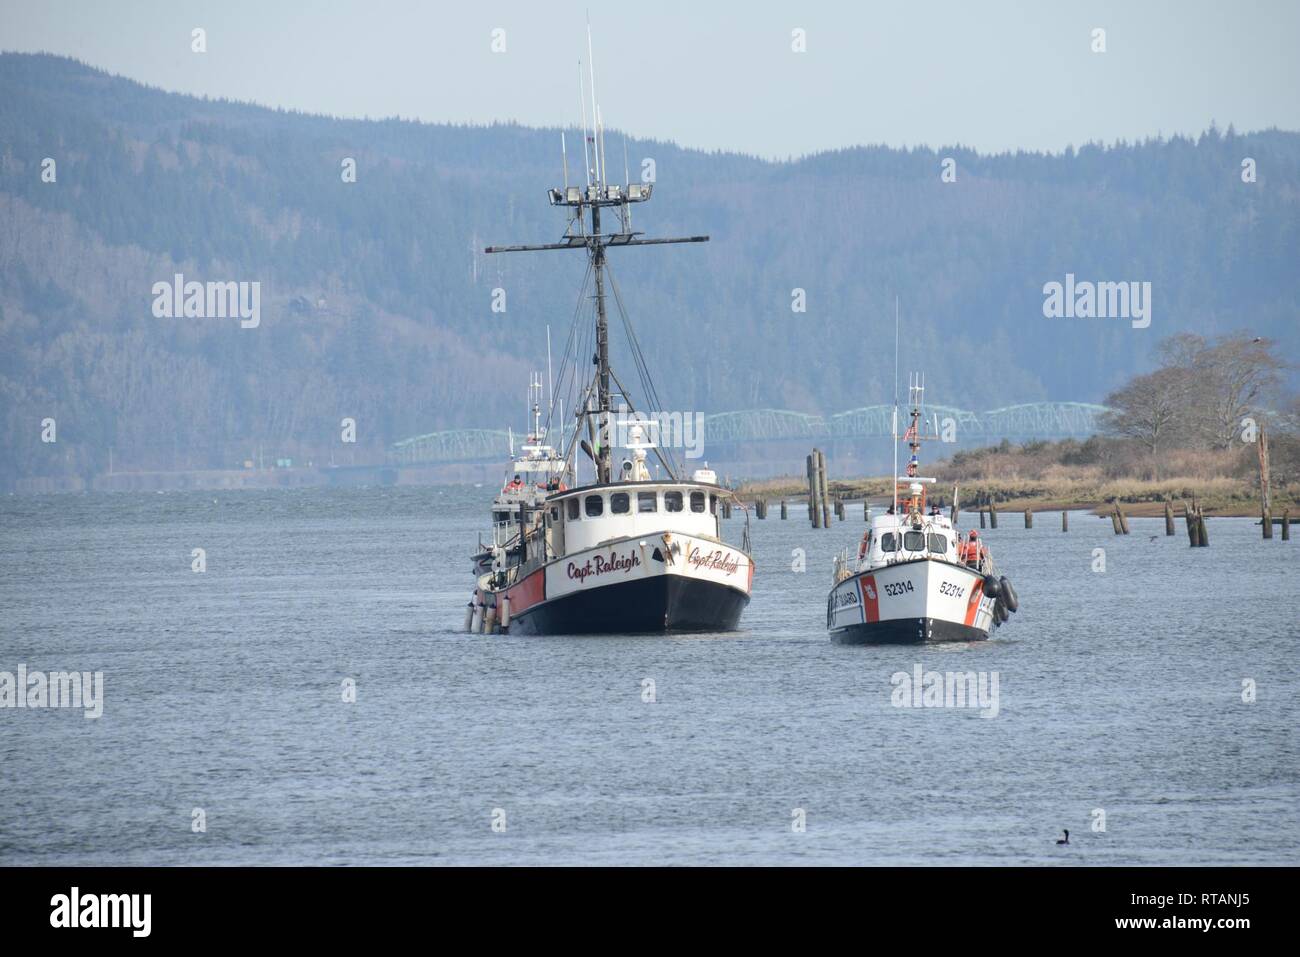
[484,41,708,486]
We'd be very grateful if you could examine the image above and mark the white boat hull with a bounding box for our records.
[476,532,753,635]
[827,558,997,644]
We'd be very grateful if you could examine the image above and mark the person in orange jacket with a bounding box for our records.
[961,530,988,569]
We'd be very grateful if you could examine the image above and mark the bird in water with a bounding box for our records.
[1056,829,1070,845]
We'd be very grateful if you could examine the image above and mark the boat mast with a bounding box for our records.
[587,28,611,482]
[592,188,611,481]
[483,31,709,486]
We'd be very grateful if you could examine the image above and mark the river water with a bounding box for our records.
[1,486,1296,865]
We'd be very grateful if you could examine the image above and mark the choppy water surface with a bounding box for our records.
[1,486,1296,865]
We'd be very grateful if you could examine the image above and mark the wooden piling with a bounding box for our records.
[989,500,998,529]
[1197,510,1209,547]
[817,449,831,529]
[979,508,986,529]
[806,453,821,529]
[1061,510,1068,532]
[1117,504,1130,535]
[1259,421,1272,540]
[1282,508,1291,541]
[1024,509,1033,529]
[1164,501,1175,536]
[780,499,788,520]
[1184,504,1198,547]
[1111,510,1123,535]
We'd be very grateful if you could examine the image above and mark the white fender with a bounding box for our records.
[463,602,475,632]
[470,602,483,633]
[500,595,511,629]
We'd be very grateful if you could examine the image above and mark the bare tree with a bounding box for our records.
[1159,333,1286,448]
[1102,366,1195,477]
[1199,336,1286,448]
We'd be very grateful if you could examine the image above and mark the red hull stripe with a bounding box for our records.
[963,578,984,626]
[505,568,546,615]
[859,575,880,623]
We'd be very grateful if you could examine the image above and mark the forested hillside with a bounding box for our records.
[2,53,1297,485]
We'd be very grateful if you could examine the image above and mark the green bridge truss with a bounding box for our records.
[391,402,1113,464]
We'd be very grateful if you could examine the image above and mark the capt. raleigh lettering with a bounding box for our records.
[686,546,741,576]
[567,550,640,583]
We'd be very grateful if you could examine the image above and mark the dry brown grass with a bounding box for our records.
[734,438,1296,518]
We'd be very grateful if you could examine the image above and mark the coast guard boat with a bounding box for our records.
[827,374,1019,643]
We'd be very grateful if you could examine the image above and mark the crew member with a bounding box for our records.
[962,530,987,569]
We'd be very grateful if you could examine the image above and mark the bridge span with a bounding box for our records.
[390,401,1112,466]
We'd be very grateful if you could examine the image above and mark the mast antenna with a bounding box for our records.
[546,324,554,418]
[587,23,600,186]
[892,296,900,516]
[578,60,591,186]
[623,137,632,231]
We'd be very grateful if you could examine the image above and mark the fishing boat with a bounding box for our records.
[826,373,1020,643]
[463,43,754,635]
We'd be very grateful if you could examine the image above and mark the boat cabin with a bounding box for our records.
[860,512,961,568]
[544,481,724,554]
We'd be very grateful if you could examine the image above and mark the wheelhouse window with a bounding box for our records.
[550,507,560,522]
[880,533,899,552]
[611,492,630,514]
[664,491,684,512]
[566,498,579,521]
[690,491,706,513]
[903,531,926,551]
[584,495,604,517]
[709,494,718,514]
[637,492,658,513]
[928,533,947,554]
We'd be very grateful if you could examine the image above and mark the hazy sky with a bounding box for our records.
[3,0,1297,158]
